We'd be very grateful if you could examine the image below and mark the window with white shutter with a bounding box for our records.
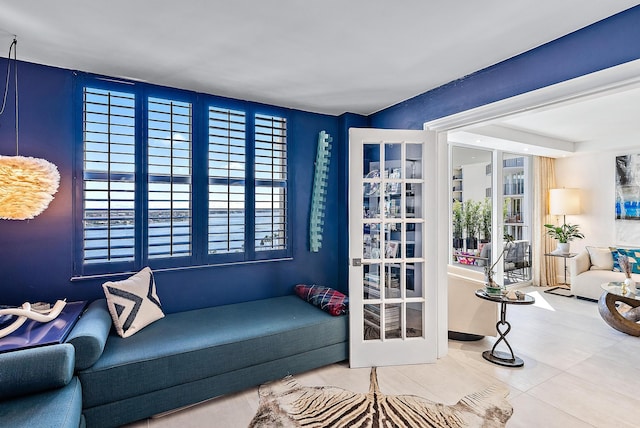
[78,79,289,277]
[147,97,192,259]
[82,87,136,265]
[254,114,287,252]
[208,107,246,254]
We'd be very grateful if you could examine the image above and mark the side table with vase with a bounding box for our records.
[543,252,577,297]
[475,289,535,367]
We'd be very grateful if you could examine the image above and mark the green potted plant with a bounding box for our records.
[463,200,481,250]
[452,200,464,249]
[480,197,491,243]
[543,223,584,254]
[484,234,515,294]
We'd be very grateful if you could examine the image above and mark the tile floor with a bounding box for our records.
[126,286,640,427]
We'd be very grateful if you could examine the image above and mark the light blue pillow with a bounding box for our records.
[613,248,640,274]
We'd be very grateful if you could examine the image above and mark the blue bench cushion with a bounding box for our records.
[79,295,347,409]
[66,299,112,370]
[0,376,82,428]
[0,343,75,400]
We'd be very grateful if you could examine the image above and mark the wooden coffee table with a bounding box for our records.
[598,282,640,336]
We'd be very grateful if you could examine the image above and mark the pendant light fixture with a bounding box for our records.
[0,36,60,220]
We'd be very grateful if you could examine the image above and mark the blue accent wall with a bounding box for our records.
[0,61,350,313]
[1,5,638,311]
[370,5,640,129]
[337,113,370,291]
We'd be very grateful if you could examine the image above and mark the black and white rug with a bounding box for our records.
[249,367,512,427]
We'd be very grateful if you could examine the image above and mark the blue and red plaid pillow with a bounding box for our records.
[294,284,349,316]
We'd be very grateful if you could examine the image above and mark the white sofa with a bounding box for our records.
[569,247,640,300]
[447,264,498,338]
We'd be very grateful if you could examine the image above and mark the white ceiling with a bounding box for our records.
[449,76,640,157]
[498,85,640,152]
[0,0,638,117]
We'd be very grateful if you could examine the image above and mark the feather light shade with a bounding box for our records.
[0,155,60,220]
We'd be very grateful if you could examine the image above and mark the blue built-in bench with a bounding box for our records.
[66,295,348,428]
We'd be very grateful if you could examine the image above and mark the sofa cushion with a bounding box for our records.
[102,267,164,338]
[66,299,112,370]
[614,248,640,274]
[294,284,348,316]
[586,246,614,270]
[78,295,348,409]
[0,376,82,428]
[0,343,74,400]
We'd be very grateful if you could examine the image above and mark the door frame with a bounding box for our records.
[425,59,640,358]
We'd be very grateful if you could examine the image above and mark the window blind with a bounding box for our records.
[208,107,246,254]
[82,87,136,264]
[254,114,287,251]
[147,97,192,259]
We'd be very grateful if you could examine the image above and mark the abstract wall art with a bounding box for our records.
[615,154,640,220]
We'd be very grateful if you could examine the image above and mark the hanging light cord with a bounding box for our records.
[0,37,18,155]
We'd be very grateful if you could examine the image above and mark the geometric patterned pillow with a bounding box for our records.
[611,247,621,271]
[102,267,164,338]
[613,248,640,274]
[294,284,348,316]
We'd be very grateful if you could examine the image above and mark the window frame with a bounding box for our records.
[73,75,292,277]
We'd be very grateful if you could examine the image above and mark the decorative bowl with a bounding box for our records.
[485,285,503,296]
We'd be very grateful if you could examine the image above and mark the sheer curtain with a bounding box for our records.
[532,156,557,286]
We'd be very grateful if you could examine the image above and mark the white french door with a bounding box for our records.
[349,128,438,368]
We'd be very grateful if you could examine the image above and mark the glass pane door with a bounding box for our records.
[350,128,437,368]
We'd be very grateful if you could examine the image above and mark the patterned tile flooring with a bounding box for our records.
[126,286,640,427]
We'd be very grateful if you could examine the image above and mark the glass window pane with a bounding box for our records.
[406,262,422,298]
[82,87,136,264]
[451,147,492,269]
[363,264,381,299]
[406,144,422,179]
[363,223,381,260]
[406,183,422,219]
[406,223,422,258]
[384,143,401,179]
[384,264,401,298]
[384,303,401,339]
[363,144,380,178]
[148,97,192,259]
[406,302,423,338]
[364,304,381,341]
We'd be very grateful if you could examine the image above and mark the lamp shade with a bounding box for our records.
[0,155,60,220]
[549,188,580,216]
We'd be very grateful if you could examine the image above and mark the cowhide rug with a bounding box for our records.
[249,367,512,428]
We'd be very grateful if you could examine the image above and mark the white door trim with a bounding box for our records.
[423,58,640,133]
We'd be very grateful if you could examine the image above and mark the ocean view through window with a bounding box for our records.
[77,80,290,276]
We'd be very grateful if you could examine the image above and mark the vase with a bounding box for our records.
[624,277,636,294]
[557,242,570,254]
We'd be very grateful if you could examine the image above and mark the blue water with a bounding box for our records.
[84,211,283,261]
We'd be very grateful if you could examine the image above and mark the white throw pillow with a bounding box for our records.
[586,246,614,271]
[102,267,164,338]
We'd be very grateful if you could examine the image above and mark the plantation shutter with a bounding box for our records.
[254,114,287,252]
[82,87,136,265]
[147,97,192,259]
[208,107,246,254]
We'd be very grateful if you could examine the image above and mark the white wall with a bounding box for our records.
[555,149,640,253]
[461,162,489,202]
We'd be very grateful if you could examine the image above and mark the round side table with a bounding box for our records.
[475,289,535,367]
